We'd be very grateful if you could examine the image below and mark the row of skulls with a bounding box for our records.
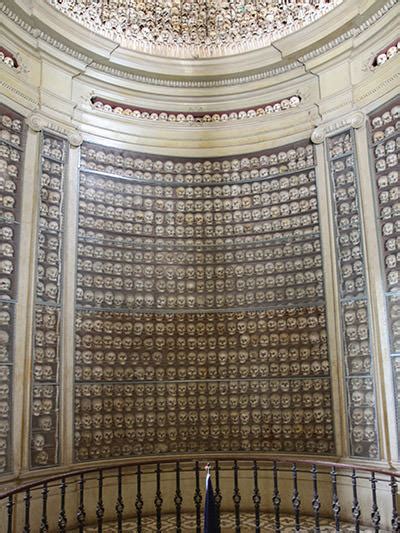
[76,238,321,264]
[78,213,320,239]
[74,376,335,460]
[80,178,317,209]
[80,169,316,196]
[82,142,314,172]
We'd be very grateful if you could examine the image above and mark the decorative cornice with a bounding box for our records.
[311,111,365,144]
[90,95,302,124]
[26,111,82,146]
[0,0,397,88]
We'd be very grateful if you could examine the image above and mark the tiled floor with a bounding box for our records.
[84,511,381,532]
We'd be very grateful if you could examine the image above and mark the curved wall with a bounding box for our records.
[0,0,398,485]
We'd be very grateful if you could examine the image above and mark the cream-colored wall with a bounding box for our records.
[0,0,398,523]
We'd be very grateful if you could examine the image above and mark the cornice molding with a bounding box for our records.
[26,111,82,146]
[0,0,397,88]
[311,111,365,144]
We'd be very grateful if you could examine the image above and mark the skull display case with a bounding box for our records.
[368,96,400,455]
[30,132,67,468]
[326,129,379,458]
[74,140,335,462]
[0,103,25,474]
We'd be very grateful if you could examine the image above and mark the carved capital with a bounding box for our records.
[68,130,83,147]
[26,113,45,132]
[350,111,365,129]
[311,126,325,145]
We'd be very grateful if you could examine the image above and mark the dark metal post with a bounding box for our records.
[96,469,104,533]
[6,495,13,533]
[23,489,31,533]
[116,466,124,533]
[391,476,400,532]
[40,482,49,533]
[77,473,86,532]
[292,464,301,531]
[330,467,341,532]
[232,460,241,533]
[135,465,143,533]
[154,463,163,533]
[272,461,281,533]
[311,464,321,533]
[58,476,67,532]
[193,461,202,533]
[174,461,183,533]
[351,469,361,533]
[252,460,261,533]
[370,472,380,532]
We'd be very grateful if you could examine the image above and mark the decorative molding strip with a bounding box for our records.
[371,37,400,68]
[311,112,365,144]
[90,95,302,124]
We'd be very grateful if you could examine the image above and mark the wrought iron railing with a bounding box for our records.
[0,456,399,532]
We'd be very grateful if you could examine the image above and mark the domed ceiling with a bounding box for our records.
[47,0,342,58]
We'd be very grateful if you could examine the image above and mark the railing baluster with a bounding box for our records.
[58,476,67,532]
[174,461,183,533]
[77,473,86,532]
[135,465,143,533]
[391,476,400,532]
[40,482,49,533]
[292,464,301,532]
[23,488,31,533]
[233,460,241,533]
[115,466,124,533]
[215,460,222,533]
[351,468,361,533]
[253,460,261,533]
[272,461,281,533]
[154,463,163,533]
[331,467,341,532]
[311,464,321,533]
[96,469,104,533]
[6,495,13,533]
[370,472,380,532]
[193,461,202,533]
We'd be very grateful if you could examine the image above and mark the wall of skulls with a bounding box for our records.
[326,129,380,459]
[0,104,24,474]
[368,97,400,456]
[30,133,67,468]
[74,140,336,461]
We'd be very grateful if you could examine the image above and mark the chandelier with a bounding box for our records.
[48,0,342,57]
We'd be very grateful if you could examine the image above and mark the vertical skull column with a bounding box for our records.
[0,104,25,474]
[326,129,380,458]
[30,132,67,468]
[368,98,400,457]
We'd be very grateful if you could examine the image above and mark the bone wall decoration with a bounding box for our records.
[326,129,380,458]
[368,98,400,457]
[74,141,335,461]
[30,132,67,468]
[0,104,25,474]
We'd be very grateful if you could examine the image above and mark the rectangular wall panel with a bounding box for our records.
[30,132,67,468]
[0,104,25,474]
[326,128,380,458]
[74,141,335,461]
[368,97,400,457]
